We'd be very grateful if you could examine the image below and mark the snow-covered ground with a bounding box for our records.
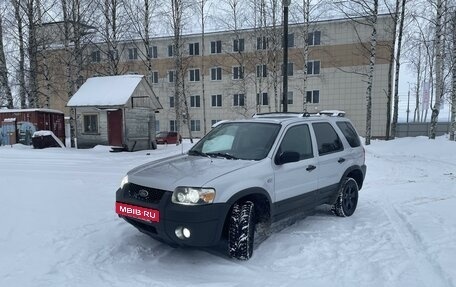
[1,137,455,287]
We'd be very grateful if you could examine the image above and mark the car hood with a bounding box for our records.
[127,154,259,191]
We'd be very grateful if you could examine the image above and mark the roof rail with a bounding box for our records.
[252,112,307,118]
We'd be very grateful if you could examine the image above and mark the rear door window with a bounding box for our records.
[312,122,344,155]
[336,121,361,147]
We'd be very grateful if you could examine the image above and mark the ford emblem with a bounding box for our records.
[138,189,149,198]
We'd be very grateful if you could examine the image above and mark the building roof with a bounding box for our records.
[67,75,148,107]
[0,108,64,114]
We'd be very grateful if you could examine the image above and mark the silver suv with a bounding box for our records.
[115,113,367,260]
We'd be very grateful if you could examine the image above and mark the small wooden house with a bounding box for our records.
[0,108,65,145]
[67,75,162,151]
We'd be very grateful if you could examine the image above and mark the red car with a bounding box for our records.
[155,131,182,145]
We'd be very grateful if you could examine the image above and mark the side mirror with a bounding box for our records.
[275,151,300,165]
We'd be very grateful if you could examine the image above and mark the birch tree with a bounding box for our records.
[450,9,456,141]
[429,0,444,139]
[11,0,27,108]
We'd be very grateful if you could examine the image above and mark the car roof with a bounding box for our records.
[223,112,350,125]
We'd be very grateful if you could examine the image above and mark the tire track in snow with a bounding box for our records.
[379,199,452,287]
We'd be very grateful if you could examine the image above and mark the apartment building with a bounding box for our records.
[40,14,394,139]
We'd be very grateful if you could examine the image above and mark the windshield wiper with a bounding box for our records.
[188,150,210,158]
[206,152,239,160]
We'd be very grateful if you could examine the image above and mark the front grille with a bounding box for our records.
[127,183,166,204]
[125,217,157,234]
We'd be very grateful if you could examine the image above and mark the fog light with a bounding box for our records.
[175,227,191,239]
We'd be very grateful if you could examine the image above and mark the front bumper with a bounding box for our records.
[116,186,230,247]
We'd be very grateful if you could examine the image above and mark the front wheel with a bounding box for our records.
[331,177,359,217]
[228,201,255,260]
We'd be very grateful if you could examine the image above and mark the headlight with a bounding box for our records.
[120,175,129,189]
[172,187,216,205]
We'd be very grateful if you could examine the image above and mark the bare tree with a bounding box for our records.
[390,0,406,138]
[429,0,444,139]
[0,14,14,108]
[450,9,456,141]
[11,0,27,108]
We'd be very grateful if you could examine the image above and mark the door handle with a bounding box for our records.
[338,158,346,163]
[306,165,316,171]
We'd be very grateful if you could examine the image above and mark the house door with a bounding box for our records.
[107,109,123,146]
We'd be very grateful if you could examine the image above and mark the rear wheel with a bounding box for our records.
[228,201,255,260]
[332,177,359,217]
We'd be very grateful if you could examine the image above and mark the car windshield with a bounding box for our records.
[157,132,168,137]
[189,122,281,160]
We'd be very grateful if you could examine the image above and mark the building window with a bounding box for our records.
[211,94,222,107]
[189,42,200,55]
[257,36,268,50]
[168,70,176,83]
[257,92,268,106]
[189,69,200,82]
[190,95,201,107]
[91,50,100,63]
[155,120,160,132]
[232,66,244,80]
[287,33,295,47]
[191,120,201,131]
[128,47,138,60]
[211,40,222,54]
[306,90,320,104]
[168,45,174,57]
[150,71,159,84]
[233,94,245,106]
[170,120,176,132]
[169,96,175,108]
[308,31,321,46]
[281,91,293,105]
[148,46,158,58]
[233,38,245,52]
[307,60,321,75]
[256,64,267,78]
[286,62,294,76]
[83,114,98,133]
[211,67,222,81]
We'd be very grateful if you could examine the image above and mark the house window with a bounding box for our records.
[287,33,295,47]
[308,31,321,46]
[189,69,200,82]
[233,94,245,106]
[170,120,176,132]
[233,38,245,52]
[128,47,138,60]
[257,92,268,106]
[168,45,174,57]
[232,66,244,80]
[148,46,158,58]
[256,36,268,50]
[256,64,267,78]
[168,70,176,83]
[211,94,222,107]
[307,60,321,75]
[190,95,201,107]
[306,90,320,104]
[150,71,159,84]
[155,120,160,132]
[189,42,200,55]
[169,96,175,108]
[211,67,222,81]
[211,40,222,54]
[108,50,117,61]
[83,114,98,133]
[91,50,100,63]
[191,120,201,131]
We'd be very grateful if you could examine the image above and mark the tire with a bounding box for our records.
[228,201,255,260]
[331,177,359,217]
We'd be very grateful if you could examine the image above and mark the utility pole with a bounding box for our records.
[282,0,291,112]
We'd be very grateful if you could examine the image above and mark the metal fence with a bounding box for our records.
[396,122,452,138]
